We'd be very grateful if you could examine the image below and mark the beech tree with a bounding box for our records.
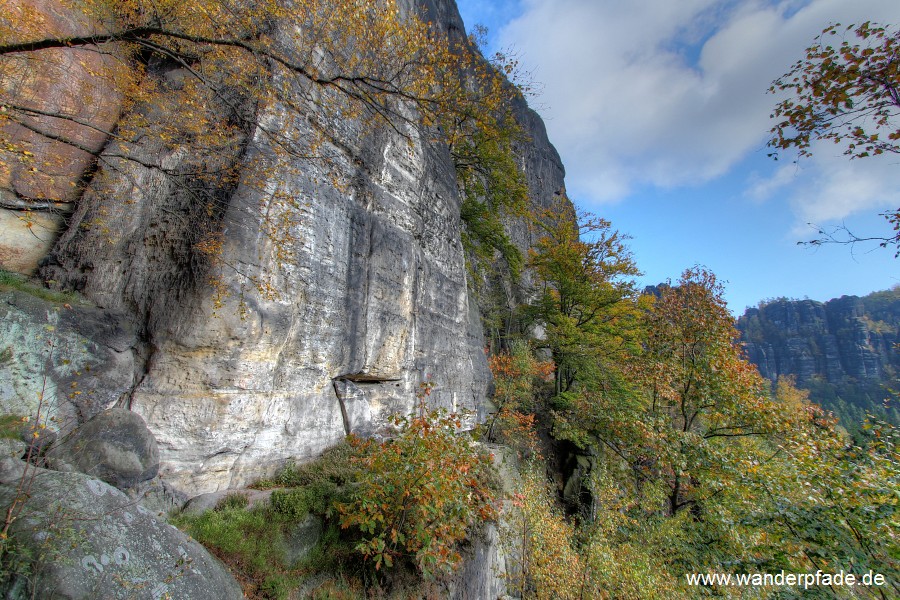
[769,21,900,254]
[635,268,787,517]
[526,200,641,396]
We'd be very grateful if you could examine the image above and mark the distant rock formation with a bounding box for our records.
[737,289,900,424]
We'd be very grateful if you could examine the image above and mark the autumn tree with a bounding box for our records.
[633,268,791,517]
[555,269,793,519]
[484,340,553,453]
[769,21,900,254]
[526,200,641,396]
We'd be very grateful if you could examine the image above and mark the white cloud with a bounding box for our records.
[788,151,900,226]
[745,143,900,236]
[499,0,900,206]
[745,163,798,202]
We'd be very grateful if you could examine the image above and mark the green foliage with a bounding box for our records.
[254,442,356,490]
[744,413,900,597]
[525,199,641,395]
[578,469,695,600]
[175,427,497,596]
[455,123,530,217]
[172,505,298,599]
[336,404,498,578]
[305,574,365,600]
[484,340,553,453]
[0,270,82,305]
[0,537,33,598]
[173,445,359,598]
[805,377,899,438]
[215,492,249,512]
[485,248,899,599]
[630,269,793,519]
[269,485,336,519]
[460,195,523,280]
[456,116,529,286]
[504,464,583,599]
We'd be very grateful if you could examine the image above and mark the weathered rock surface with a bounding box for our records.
[445,443,520,600]
[23,0,566,497]
[738,293,899,385]
[59,407,160,490]
[447,522,510,600]
[0,0,126,274]
[0,0,568,596]
[0,458,243,600]
[0,287,136,432]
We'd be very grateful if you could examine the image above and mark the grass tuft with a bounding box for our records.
[0,270,83,306]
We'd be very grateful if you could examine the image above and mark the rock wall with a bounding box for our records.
[738,293,899,385]
[0,0,126,274]
[0,0,570,497]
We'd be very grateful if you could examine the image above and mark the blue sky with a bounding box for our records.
[455,0,900,314]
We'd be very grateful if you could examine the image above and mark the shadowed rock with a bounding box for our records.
[63,408,160,490]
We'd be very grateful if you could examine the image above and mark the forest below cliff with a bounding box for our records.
[738,288,900,434]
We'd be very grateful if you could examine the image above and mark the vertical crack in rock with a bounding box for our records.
[346,213,375,373]
[117,312,156,411]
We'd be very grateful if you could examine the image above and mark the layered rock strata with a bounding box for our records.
[0,0,569,497]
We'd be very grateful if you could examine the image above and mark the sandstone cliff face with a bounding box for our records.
[738,293,899,386]
[0,0,126,273]
[0,0,570,496]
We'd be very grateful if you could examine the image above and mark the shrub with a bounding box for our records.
[215,492,249,512]
[336,405,498,577]
[272,480,342,517]
[253,442,355,490]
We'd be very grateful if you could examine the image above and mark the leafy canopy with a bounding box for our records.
[769,21,900,255]
[769,22,900,160]
[526,200,641,396]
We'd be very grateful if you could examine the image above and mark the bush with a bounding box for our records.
[336,405,498,578]
[269,486,336,519]
[215,492,249,512]
[254,442,355,490]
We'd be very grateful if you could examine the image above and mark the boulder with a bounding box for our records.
[0,458,244,600]
[0,287,137,434]
[61,408,159,490]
